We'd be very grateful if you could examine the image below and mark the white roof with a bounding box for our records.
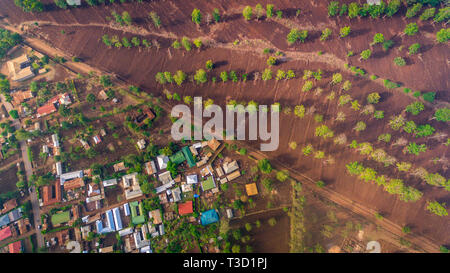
[118,227,133,237]
[157,155,169,170]
[55,162,62,176]
[158,171,172,184]
[60,170,83,184]
[186,174,198,184]
[103,178,117,187]
[51,134,59,147]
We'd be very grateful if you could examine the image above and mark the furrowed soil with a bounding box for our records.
[0,0,448,249]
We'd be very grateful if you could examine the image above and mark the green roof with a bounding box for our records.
[182,146,196,168]
[130,201,145,225]
[201,176,216,191]
[51,211,70,226]
[169,151,185,165]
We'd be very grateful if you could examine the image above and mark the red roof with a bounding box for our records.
[42,181,61,206]
[0,226,12,241]
[8,240,22,253]
[37,103,56,116]
[178,201,193,216]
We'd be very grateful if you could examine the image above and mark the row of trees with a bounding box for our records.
[328,0,447,22]
[101,34,154,49]
[345,161,423,202]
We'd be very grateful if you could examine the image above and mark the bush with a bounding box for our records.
[408,43,421,55]
[436,28,449,43]
[434,108,450,122]
[393,57,406,66]
[404,23,418,36]
[340,26,351,38]
[422,92,436,103]
[328,1,340,17]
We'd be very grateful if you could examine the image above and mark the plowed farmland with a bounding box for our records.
[0,0,448,250]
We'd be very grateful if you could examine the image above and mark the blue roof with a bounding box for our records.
[124,203,130,216]
[200,209,219,226]
[113,208,123,231]
[96,220,103,233]
[0,214,10,228]
[106,210,116,231]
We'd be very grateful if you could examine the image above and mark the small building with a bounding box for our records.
[226,208,234,219]
[156,155,169,170]
[182,146,196,168]
[186,174,198,185]
[55,162,62,176]
[178,201,193,216]
[51,134,59,147]
[245,183,258,196]
[123,203,131,216]
[42,181,61,207]
[60,170,83,185]
[201,176,216,191]
[98,90,108,100]
[36,103,57,117]
[223,160,239,174]
[0,226,12,241]
[130,201,145,225]
[215,166,224,177]
[93,135,102,145]
[63,177,85,191]
[171,187,182,202]
[112,207,123,231]
[149,209,162,225]
[8,240,22,253]
[66,0,81,6]
[169,150,185,165]
[207,138,221,151]
[158,171,172,185]
[137,139,146,150]
[200,209,219,226]
[144,161,157,175]
[181,183,193,192]
[226,170,241,182]
[113,162,128,172]
[7,55,34,82]
[103,178,117,187]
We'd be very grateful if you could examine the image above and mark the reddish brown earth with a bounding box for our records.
[0,0,448,248]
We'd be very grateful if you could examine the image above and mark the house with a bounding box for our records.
[223,160,239,174]
[158,171,172,185]
[11,90,33,106]
[66,0,81,6]
[112,207,123,231]
[200,209,219,226]
[42,145,49,154]
[182,146,196,168]
[60,170,84,185]
[149,209,162,225]
[155,181,175,194]
[8,208,22,223]
[37,103,57,117]
[8,240,22,253]
[103,178,117,187]
[134,108,156,127]
[133,228,150,249]
[178,201,193,216]
[186,174,198,185]
[181,183,193,192]
[42,181,61,207]
[0,226,12,241]
[51,134,59,148]
[169,150,185,165]
[80,139,90,150]
[144,161,156,175]
[170,187,182,202]
[207,138,221,151]
[106,209,116,231]
[130,201,145,225]
[118,227,133,237]
[81,225,91,240]
[93,135,102,145]
[55,162,62,176]
[87,183,101,197]
[100,129,107,137]
[220,177,228,184]
[99,246,114,253]
[123,173,143,200]
[98,90,108,100]
[201,176,216,191]
[0,214,10,228]
[226,170,241,182]
[63,177,85,191]
[137,139,146,150]
[113,162,128,172]
[215,166,225,177]
[226,208,234,219]
[158,192,169,204]
[1,199,17,214]
[245,183,258,196]
[123,203,131,216]
[156,155,169,170]
[7,54,34,82]
[200,165,213,177]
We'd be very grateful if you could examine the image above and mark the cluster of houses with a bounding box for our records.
[0,198,30,253]
[36,92,72,118]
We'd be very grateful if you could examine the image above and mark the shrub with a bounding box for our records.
[328,1,340,17]
[360,49,372,60]
[394,57,406,66]
[434,108,450,122]
[436,28,449,43]
[405,101,424,116]
[408,43,421,55]
[404,23,418,36]
[340,26,351,38]
[422,92,436,103]
[367,92,380,104]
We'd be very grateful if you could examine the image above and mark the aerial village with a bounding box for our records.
[0,38,285,254]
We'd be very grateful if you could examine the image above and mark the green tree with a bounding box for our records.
[360,49,372,60]
[394,57,406,66]
[436,28,449,43]
[385,0,400,17]
[328,1,340,17]
[320,28,332,41]
[426,201,448,217]
[405,101,424,116]
[404,23,418,36]
[406,3,422,18]
[434,108,449,122]
[54,0,67,9]
[262,68,272,81]
[194,69,207,84]
[419,8,435,21]
[266,4,274,18]
[408,43,421,55]
[212,8,220,23]
[149,11,161,28]
[191,9,202,25]
[340,26,351,38]
[122,11,132,26]
[372,33,384,45]
[257,158,272,174]
[173,70,187,86]
[181,37,192,51]
[86,93,96,104]
[243,6,253,20]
